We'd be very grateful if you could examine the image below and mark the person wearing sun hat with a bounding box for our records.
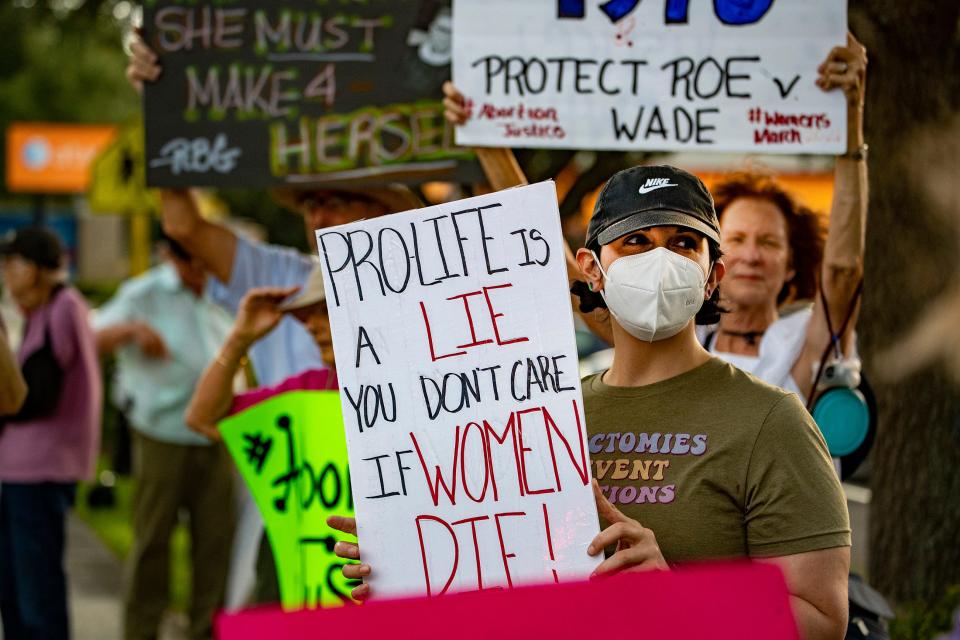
[184,263,339,604]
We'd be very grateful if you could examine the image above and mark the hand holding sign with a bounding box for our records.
[816,32,868,154]
[327,516,371,601]
[126,35,161,94]
[588,479,669,577]
[327,480,673,599]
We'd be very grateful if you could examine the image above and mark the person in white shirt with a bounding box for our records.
[94,236,235,640]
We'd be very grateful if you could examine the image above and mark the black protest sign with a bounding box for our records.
[142,0,481,187]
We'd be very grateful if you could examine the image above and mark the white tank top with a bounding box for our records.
[699,307,812,396]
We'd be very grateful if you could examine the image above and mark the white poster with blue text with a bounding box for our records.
[453,0,847,153]
[317,182,600,598]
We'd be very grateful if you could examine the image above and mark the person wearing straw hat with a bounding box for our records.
[150,184,420,390]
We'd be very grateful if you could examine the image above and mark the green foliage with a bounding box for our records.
[890,585,960,640]
[0,2,140,194]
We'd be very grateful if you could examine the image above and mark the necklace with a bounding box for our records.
[719,328,766,346]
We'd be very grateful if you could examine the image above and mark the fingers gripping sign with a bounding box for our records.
[816,32,867,108]
[588,480,669,577]
[328,515,372,601]
[442,81,472,125]
[126,35,162,93]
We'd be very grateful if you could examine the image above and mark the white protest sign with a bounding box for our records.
[453,0,847,154]
[317,182,600,598]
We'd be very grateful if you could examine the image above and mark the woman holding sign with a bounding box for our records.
[186,266,337,436]
[704,34,869,404]
[185,266,338,604]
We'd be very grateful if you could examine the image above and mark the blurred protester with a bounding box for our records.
[93,236,234,640]
[150,185,418,386]
[704,34,868,401]
[0,316,26,416]
[186,266,336,440]
[0,227,101,640]
[127,35,421,605]
[185,267,335,604]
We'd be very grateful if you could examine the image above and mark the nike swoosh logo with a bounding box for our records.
[638,183,678,195]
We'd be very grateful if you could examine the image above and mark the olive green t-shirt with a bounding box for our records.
[583,357,850,563]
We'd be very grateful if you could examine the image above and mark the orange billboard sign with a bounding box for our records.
[6,123,117,193]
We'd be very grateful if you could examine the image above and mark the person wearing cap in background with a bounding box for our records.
[92,235,235,640]
[330,166,851,640]
[0,227,101,640]
[185,266,337,604]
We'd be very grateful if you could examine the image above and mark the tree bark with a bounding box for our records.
[851,0,960,603]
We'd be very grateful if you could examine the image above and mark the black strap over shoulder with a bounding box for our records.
[5,287,67,423]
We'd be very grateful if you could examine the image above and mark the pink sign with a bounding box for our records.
[217,561,798,640]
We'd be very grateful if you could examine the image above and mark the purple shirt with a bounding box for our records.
[0,287,101,483]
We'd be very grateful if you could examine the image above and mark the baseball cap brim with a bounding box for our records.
[596,210,721,246]
[279,265,326,312]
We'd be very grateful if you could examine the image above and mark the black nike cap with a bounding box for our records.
[586,165,721,248]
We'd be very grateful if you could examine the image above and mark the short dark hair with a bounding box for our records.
[573,239,725,326]
[711,171,825,304]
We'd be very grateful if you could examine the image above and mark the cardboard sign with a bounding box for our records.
[453,0,847,154]
[142,0,482,187]
[317,182,599,598]
[219,390,356,609]
[216,561,800,640]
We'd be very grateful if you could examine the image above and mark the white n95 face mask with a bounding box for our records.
[595,247,707,342]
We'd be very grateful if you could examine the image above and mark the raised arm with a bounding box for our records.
[126,37,238,284]
[185,286,296,439]
[159,190,237,285]
[794,33,868,398]
[443,83,614,345]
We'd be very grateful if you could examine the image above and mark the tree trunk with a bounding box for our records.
[852,1,960,603]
